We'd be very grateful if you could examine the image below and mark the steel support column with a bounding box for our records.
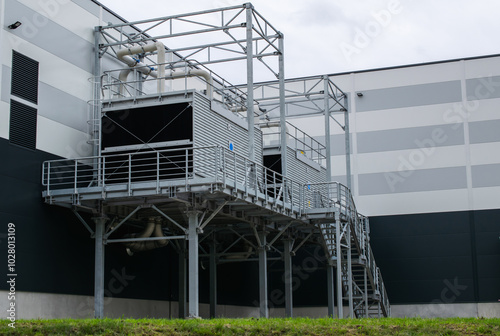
[93,216,107,319]
[245,3,255,162]
[344,97,351,191]
[347,224,354,318]
[93,27,101,157]
[179,240,187,319]
[209,242,217,318]
[187,211,200,318]
[327,263,335,318]
[364,268,369,318]
[258,231,268,318]
[283,238,293,317]
[324,76,331,182]
[335,213,343,318]
[279,34,287,177]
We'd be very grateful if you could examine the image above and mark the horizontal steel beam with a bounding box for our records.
[106,235,186,244]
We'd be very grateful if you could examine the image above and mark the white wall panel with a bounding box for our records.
[472,187,500,211]
[355,102,468,132]
[1,31,92,101]
[355,145,467,175]
[0,100,9,140]
[467,97,500,123]
[37,116,90,158]
[357,189,469,216]
[16,0,98,43]
[470,143,500,166]
[464,57,500,79]
[352,61,462,91]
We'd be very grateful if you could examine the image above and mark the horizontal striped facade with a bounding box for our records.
[0,0,498,316]
[285,57,500,216]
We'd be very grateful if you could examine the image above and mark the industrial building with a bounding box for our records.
[0,0,498,319]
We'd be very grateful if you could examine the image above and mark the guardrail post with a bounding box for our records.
[156,151,160,193]
[185,149,189,188]
[74,160,78,194]
[233,151,237,190]
[222,148,226,184]
[128,154,132,195]
[47,162,51,196]
[102,157,106,191]
[244,158,248,195]
[214,146,218,182]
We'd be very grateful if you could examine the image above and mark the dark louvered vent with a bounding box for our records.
[10,100,37,150]
[11,51,39,104]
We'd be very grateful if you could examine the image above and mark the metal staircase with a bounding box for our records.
[313,186,390,318]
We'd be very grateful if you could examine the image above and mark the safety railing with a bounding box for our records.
[262,121,327,166]
[42,144,389,314]
[303,181,357,217]
[99,59,251,114]
[42,146,304,210]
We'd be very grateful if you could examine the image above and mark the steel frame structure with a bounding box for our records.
[43,2,389,320]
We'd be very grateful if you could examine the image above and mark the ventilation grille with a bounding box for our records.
[10,100,37,150]
[11,51,39,104]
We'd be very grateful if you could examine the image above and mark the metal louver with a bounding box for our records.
[11,50,39,104]
[10,99,37,150]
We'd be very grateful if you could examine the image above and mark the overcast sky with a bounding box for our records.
[97,0,500,80]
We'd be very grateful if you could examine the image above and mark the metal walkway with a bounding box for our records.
[42,145,390,318]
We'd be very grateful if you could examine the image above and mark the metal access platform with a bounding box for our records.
[42,140,389,318]
[41,2,389,319]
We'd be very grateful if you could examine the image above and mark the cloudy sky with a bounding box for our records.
[97,0,500,80]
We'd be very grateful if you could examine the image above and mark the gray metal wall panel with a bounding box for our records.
[357,124,465,154]
[2,65,87,133]
[358,166,467,195]
[471,164,500,188]
[38,82,88,133]
[1,65,10,104]
[285,147,326,185]
[193,93,262,163]
[314,134,350,156]
[466,76,500,101]
[355,81,462,112]
[4,0,93,73]
[469,120,500,144]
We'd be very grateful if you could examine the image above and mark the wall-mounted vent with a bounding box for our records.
[10,100,37,150]
[11,50,39,104]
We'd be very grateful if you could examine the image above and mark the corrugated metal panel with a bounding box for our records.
[193,92,263,163]
[286,147,326,184]
[10,99,37,150]
[11,51,39,104]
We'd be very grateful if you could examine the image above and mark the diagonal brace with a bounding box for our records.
[72,210,95,237]
[104,205,142,238]
[267,221,294,249]
[200,201,228,230]
[292,231,315,255]
[152,205,188,234]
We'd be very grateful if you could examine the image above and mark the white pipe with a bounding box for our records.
[166,69,213,99]
[230,105,262,114]
[259,121,281,128]
[116,42,213,98]
[116,42,164,94]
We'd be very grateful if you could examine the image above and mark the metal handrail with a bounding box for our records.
[261,121,327,166]
[42,145,389,313]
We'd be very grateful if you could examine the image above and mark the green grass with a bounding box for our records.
[0,317,499,335]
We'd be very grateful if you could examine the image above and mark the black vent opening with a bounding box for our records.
[10,100,37,150]
[11,51,39,104]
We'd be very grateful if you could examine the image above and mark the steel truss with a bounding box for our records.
[43,2,389,320]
